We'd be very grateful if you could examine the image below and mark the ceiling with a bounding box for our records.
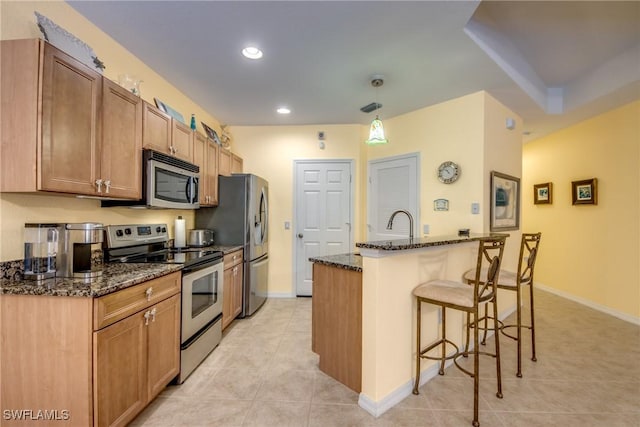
[68,1,640,142]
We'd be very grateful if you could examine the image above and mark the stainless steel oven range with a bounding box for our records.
[104,223,223,383]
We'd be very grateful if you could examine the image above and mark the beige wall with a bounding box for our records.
[229,125,365,295]
[523,101,640,319]
[0,1,221,261]
[233,91,523,296]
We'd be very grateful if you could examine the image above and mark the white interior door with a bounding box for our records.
[294,160,353,296]
[367,153,420,241]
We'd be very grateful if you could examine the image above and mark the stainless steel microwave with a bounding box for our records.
[102,149,200,209]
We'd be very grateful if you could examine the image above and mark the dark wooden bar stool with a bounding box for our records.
[463,232,542,377]
[412,235,506,427]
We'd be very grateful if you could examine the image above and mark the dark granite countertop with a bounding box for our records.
[309,253,363,272]
[0,263,182,298]
[356,233,509,251]
[209,245,244,254]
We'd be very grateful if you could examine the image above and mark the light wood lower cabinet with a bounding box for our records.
[94,294,180,427]
[222,250,244,330]
[0,272,181,427]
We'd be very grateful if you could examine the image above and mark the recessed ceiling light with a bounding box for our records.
[277,107,291,115]
[242,46,263,59]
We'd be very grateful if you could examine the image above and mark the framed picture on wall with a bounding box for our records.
[533,182,553,204]
[572,178,598,205]
[490,171,520,231]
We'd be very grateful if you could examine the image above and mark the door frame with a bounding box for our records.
[292,159,355,297]
[367,152,421,240]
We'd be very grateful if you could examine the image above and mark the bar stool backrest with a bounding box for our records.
[517,233,542,285]
[472,236,506,304]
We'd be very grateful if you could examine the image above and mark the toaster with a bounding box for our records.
[188,229,215,247]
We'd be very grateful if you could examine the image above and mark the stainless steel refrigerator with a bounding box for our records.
[195,174,268,317]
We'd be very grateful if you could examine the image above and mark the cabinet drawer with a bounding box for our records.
[223,250,243,269]
[93,272,181,330]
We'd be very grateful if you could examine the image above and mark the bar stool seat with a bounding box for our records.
[412,236,507,427]
[462,233,542,378]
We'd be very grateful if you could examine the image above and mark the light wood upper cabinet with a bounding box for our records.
[231,153,244,174]
[171,120,194,163]
[142,101,193,163]
[194,133,219,206]
[0,39,142,199]
[142,101,172,155]
[219,148,243,177]
[218,147,232,177]
[40,42,101,195]
[101,79,143,199]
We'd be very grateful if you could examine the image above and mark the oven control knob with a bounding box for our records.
[161,227,167,233]
[124,228,132,235]
[156,226,162,233]
[115,230,124,237]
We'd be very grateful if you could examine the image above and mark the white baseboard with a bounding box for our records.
[535,283,640,326]
[358,306,516,418]
[266,292,296,298]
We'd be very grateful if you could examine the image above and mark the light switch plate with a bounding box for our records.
[471,202,480,214]
[284,221,290,230]
[423,224,430,234]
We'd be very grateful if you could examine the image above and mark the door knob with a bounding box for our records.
[297,233,304,238]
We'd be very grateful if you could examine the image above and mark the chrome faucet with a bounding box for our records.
[386,209,414,240]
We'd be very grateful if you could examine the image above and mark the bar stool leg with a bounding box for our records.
[440,308,447,375]
[413,299,421,395]
[492,296,503,398]
[529,283,537,362]
[516,284,523,378]
[472,306,480,427]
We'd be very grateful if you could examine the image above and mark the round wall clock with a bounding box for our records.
[437,161,460,184]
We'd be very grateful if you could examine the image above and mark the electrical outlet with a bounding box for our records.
[423,224,430,234]
[471,202,480,214]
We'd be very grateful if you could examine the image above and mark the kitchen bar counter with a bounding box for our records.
[350,233,517,417]
[356,233,508,252]
[0,263,182,298]
[309,253,362,272]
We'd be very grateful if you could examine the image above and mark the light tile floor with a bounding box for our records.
[131,290,640,426]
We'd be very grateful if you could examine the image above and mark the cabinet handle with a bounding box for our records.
[104,180,111,194]
[144,310,151,326]
[150,307,157,323]
[95,179,103,193]
[145,287,153,301]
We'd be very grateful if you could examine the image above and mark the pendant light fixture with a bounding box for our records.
[365,76,389,145]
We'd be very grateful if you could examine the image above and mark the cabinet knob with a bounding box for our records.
[104,179,111,194]
[95,179,103,193]
[150,307,157,323]
[145,287,153,301]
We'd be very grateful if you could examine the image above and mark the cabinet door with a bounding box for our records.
[193,132,207,204]
[218,148,232,177]
[233,265,244,318]
[94,311,147,427]
[222,266,234,330]
[142,101,171,154]
[171,120,194,162]
[40,43,101,195]
[147,294,181,401]
[231,154,243,174]
[101,79,142,199]
[206,139,219,205]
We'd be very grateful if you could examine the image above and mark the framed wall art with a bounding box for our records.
[154,98,185,124]
[490,171,520,231]
[533,182,553,205]
[572,178,598,205]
